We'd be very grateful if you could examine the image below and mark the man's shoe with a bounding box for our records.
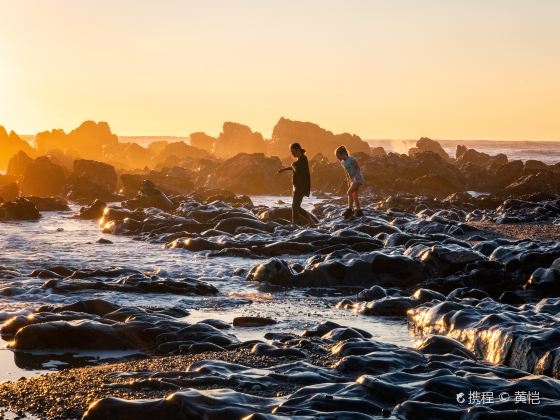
[343,208,353,219]
[354,209,364,217]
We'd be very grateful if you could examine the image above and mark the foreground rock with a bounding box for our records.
[2,321,557,419]
[0,198,40,220]
[409,295,560,379]
[2,297,234,355]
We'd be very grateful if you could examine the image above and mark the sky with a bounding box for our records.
[0,0,559,140]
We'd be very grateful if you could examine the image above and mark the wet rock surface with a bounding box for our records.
[3,323,560,418]
[0,198,41,220]
[409,295,560,379]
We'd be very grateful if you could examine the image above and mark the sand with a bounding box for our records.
[468,221,560,242]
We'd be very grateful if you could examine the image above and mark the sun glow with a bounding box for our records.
[0,1,559,140]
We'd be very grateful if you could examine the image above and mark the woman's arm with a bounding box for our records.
[278,167,294,174]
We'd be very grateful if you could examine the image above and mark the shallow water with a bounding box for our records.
[0,196,414,382]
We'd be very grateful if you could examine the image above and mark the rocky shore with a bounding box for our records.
[2,323,560,419]
[2,120,560,418]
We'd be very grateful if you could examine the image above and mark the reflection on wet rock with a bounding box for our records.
[409,296,560,378]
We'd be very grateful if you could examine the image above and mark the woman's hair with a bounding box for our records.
[290,142,306,153]
[335,145,349,157]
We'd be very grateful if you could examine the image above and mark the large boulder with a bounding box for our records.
[152,141,210,167]
[102,142,152,169]
[412,174,463,197]
[36,121,118,160]
[0,198,40,220]
[0,126,35,169]
[0,179,19,201]
[212,122,266,158]
[6,150,34,179]
[189,132,216,153]
[408,138,450,161]
[502,171,560,198]
[270,117,370,161]
[489,160,524,191]
[121,167,194,196]
[456,147,508,169]
[523,159,549,173]
[21,156,67,197]
[205,153,288,195]
[73,159,117,191]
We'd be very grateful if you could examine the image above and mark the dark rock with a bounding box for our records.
[233,317,278,327]
[77,199,107,219]
[21,156,67,197]
[408,137,450,161]
[0,198,40,220]
[26,196,70,211]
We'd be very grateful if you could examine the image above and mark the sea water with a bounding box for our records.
[0,198,413,382]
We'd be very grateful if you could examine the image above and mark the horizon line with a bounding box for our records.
[17,133,560,143]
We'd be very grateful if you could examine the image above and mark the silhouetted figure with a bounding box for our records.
[278,143,318,225]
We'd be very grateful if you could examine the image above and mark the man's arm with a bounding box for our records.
[278,167,294,174]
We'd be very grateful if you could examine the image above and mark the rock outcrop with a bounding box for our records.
[212,122,266,158]
[189,132,216,153]
[21,156,67,197]
[6,150,34,179]
[36,121,118,160]
[270,117,370,160]
[408,137,450,161]
[0,126,35,169]
[0,198,40,220]
[205,153,288,195]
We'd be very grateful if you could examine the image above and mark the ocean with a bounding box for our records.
[367,139,560,164]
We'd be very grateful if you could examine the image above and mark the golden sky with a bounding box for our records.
[1,0,559,140]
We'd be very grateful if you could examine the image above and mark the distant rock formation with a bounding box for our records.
[21,156,67,197]
[7,151,34,179]
[103,142,152,169]
[408,137,450,161]
[121,167,195,196]
[0,126,35,169]
[35,129,67,154]
[455,145,507,169]
[73,160,118,191]
[152,142,210,167]
[204,153,289,195]
[36,121,118,160]
[270,117,370,161]
[189,132,216,154]
[212,122,266,158]
[0,176,19,201]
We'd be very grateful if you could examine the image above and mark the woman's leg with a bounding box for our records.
[292,190,317,225]
[292,189,304,224]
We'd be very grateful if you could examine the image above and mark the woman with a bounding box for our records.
[278,143,318,225]
[335,145,364,218]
